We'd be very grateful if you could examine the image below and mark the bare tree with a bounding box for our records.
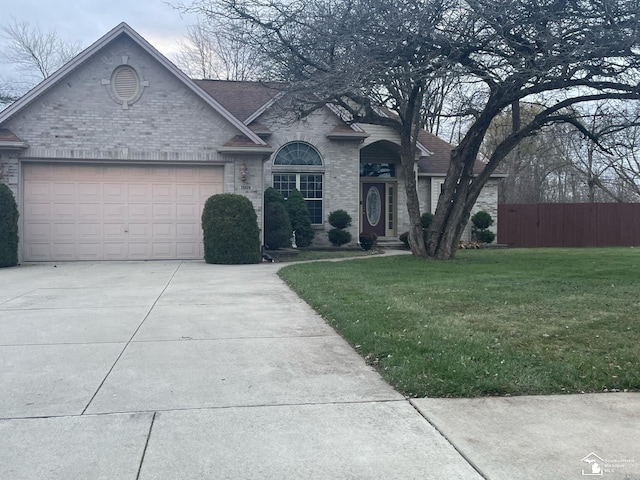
[2,19,82,83]
[0,83,19,108]
[173,18,264,80]
[183,0,640,259]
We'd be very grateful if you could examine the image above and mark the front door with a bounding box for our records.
[362,182,386,236]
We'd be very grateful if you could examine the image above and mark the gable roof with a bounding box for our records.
[0,128,28,150]
[194,80,282,124]
[415,130,506,177]
[0,23,266,147]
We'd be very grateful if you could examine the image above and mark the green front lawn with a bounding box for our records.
[279,248,640,398]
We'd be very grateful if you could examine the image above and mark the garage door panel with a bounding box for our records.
[52,183,77,200]
[129,184,153,201]
[103,203,127,219]
[78,224,100,239]
[78,183,101,198]
[151,223,174,238]
[176,204,199,221]
[52,223,76,239]
[77,243,101,259]
[26,203,51,218]
[152,184,174,201]
[104,184,127,199]
[176,184,198,201]
[52,204,76,220]
[177,242,199,258]
[152,242,176,258]
[23,164,224,261]
[25,182,50,199]
[103,223,127,238]
[128,243,152,259]
[26,243,50,260]
[103,243,128,259]
[78,203,100,219]
[128,223,151,238]
[27,223,50,239]
[199,184,222,200]
[176,223,200,239]
[129,203,152,219]
[51,243,76,260]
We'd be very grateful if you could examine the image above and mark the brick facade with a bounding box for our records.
[0,23,502,258]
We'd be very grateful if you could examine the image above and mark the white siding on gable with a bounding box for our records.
[430,177,445,215]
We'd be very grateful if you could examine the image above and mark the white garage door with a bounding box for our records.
[23,163,224,261]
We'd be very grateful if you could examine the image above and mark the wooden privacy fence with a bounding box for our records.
[498,203,640,247]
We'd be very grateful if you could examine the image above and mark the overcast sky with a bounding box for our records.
[1,0,197,86]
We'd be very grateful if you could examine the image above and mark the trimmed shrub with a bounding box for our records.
[399,231,410,248]
[471,210,494,230]
[285,188,314,247]
[477,229,496,243]
[0,184,19,267]
[264,187,292,249]
[359,232,377,251]
[201,193,261,264]
[471,210,495,244]
[328,209,352,229]
[421,212,434,229]
[328,228,352,246]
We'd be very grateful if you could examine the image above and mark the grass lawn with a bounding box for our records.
[278,248,640,398]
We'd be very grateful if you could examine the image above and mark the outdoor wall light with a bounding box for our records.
[239,162,248,183]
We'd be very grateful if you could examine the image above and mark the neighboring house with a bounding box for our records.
[0,23,504,262]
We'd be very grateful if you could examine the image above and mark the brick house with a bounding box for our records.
[0,23,503,261]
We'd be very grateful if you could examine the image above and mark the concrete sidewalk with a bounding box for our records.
[0,260,638,479]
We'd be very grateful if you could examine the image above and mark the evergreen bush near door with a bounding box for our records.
[0,184,19,267]
[201,193,261,264]
[285,188,314,247]
[264,187,292,249]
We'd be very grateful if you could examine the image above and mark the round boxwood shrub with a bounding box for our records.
[477,229,496,243]
[359,232,377,251]
[0,184,19,268]
[285,188,314,247]
[263,187,292,249]
[471,210,495,244]
[201,193,261,264]
[328,228,352,246]
[471,210,494,230]
[328,209,352,229]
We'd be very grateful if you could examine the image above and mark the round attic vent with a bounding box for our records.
[111,65,140,102]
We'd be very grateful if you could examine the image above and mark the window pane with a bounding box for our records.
[273,174,296,198]
[299,174,323,199]
[306,200,323,224]
[360,163,396,178]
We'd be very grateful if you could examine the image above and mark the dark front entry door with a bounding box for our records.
[362,182,386,236]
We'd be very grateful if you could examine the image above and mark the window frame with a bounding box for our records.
[272,173,324,225]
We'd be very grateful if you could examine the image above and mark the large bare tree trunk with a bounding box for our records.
[426,126,491,259]
[401,150,427,257]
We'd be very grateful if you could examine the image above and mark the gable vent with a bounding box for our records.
[112,66,140,102]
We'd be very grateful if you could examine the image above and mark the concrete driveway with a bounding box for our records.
[0,260,481,480]
[1,261,639,479]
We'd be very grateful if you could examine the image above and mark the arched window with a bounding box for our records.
[272,142,324,224]
[274,142,323,166]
